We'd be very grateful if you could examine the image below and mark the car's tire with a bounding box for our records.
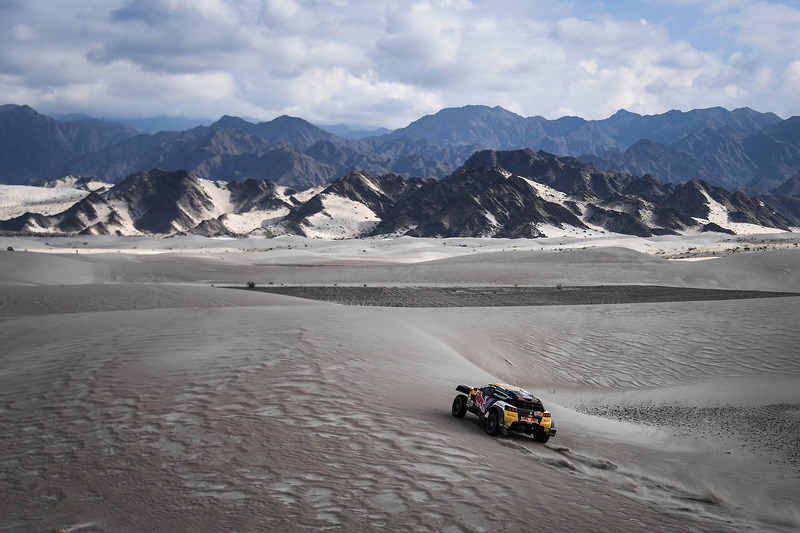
[485,409,501,436]
[451,395,468,418]
[533,427,550,443]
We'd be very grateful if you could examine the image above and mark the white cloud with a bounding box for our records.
[12,24,37,42]
[281,67,444,126]
[111,0,242,27]
[379,1,471,65]
[0,0,798,127]
[710,0,800,53]
[263,0,301,21]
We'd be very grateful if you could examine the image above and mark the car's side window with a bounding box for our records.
[481,387,497,411]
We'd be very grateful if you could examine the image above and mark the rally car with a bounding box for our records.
[451,383,556,442]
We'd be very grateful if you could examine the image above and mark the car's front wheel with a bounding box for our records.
[485,410,501,436]
[451,395,468,418]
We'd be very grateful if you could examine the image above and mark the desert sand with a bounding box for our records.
[1,233,799,532]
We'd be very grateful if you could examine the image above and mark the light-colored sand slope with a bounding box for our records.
[1,235,799,532]
[4,237,800,292]
[6,303,791,532]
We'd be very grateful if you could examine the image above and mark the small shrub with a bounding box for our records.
[246,281,255,289]
[556,283,563,290]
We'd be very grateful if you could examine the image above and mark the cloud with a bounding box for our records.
[278,67,444,127]
[111,0,242,27]
[0,0,798,127]
[378,1,471,66]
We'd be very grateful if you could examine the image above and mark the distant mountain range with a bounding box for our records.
[2,103,799,194]
[2,149,797,239]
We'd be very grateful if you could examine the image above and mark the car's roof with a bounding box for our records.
[490,383,538,400]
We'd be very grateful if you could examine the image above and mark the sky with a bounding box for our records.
[1,0,800,129]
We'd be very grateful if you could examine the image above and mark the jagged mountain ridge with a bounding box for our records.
[2,103,798,193]
[2,150,794,239]
[580,115,800,191]
[0,105,138,183]
[59,122,453,188]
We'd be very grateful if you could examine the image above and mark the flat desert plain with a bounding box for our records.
[1,233,800,532]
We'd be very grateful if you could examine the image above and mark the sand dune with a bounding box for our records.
[1,234,799,532]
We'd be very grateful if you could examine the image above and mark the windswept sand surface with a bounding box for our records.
[1,234,800,532]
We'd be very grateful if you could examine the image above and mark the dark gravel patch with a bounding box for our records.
[233,285,800,307]
[577,403,800,474]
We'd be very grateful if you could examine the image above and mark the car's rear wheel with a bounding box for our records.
[485,410,501,436]
[451,395,468,418]
[533,427,550,443]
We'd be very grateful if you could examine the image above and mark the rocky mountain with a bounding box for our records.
[761,174,800,225]
[0,105,138,184]
[1,103,799,194]
[0,168,302,236]
[370,166,590,238]
[317,123,392,139]
[59,118,452,187]
[596,107,780,147]
[390,105,624,155]
[580,139,721,186]
[461,148,638,197]
[581,115,800,191]
[390,105,781,155]
[381,105,799,192]
[2,150,795,239]
[208,115,337,146]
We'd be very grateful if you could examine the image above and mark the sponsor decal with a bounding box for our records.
[475,391,485,410]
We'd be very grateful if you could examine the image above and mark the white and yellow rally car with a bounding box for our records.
[452,383,556,442]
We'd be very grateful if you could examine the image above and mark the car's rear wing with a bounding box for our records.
[455,384,473,394]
